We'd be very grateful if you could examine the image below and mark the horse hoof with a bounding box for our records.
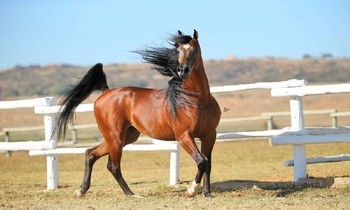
[132,194,144,199]
[202,192,215,198]
[75,189,84,198]
[185,190,196,197]
[185,187,194,197]
[185,180,200,197]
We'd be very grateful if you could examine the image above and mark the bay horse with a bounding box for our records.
[56,30,221,197]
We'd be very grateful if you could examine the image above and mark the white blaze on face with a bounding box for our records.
[178,44,192,64]
[178,44,192,54]
[183,44,190,50]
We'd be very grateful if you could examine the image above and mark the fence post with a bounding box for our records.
[332,110,338,127]
[290,96,306,182]
[72,128,78,144]
[169,143,180,185]
[4,131,11,157]
[43,97,59,190]
[267,116,274,145]
[267,116,273,130]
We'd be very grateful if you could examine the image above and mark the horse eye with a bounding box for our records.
[175,43,180,48]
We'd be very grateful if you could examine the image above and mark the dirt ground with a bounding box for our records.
[0,140,350,209]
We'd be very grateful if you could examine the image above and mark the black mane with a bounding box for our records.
[135,34,193,78]
[135,33,197,117]
[171,34,192,45]
[136,46,178,77]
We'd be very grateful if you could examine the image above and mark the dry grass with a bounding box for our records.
[1,141,350,209]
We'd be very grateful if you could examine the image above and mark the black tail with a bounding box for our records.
[56,63,109,139]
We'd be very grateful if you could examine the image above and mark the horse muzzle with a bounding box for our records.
[177,66,190,79]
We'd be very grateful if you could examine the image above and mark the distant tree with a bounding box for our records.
[48,85,68,96]
[13,65,25,70]
[322,53,333,59]
[302,54,312,59]
[5,89,20,97]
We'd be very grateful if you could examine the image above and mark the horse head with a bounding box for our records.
[173,30,201,79]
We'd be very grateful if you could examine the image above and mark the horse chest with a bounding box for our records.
[173,104,219,135]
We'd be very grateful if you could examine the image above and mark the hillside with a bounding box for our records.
[1,58,350,99]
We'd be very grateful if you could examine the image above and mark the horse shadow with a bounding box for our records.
[211,177,342,197]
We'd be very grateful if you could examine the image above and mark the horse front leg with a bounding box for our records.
[200,154,212,197]
[200,131,216,198]
[178,132,207,197]
[76,141,108,197]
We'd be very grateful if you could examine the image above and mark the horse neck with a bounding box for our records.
[182,54,211,101]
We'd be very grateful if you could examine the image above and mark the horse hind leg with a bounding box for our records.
[124,126,140,145]
[106,154,135,196]
[76,141,108,197]
[106,126,140,196]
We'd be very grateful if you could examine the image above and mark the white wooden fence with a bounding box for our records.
[1,79,350,189]
[0,98,180,189]
[270,83,350,181]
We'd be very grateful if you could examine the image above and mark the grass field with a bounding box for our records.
[1,140,350,209]
[1,89,350,209]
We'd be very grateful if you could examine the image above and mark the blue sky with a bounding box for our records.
[0,0,349,69]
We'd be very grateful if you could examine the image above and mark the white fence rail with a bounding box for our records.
[1,79,349,189]
[270,83,350,181]
[0,97,56,152]
[4,108,346,146]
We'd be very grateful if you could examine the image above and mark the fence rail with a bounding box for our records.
[4,108,349,145]
[1,79,350,189]
[270,83,350,181]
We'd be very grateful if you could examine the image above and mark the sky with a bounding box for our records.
[0,0,349,69]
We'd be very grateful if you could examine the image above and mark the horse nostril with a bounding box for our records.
[177,65,189,78]
[184,67,189,73]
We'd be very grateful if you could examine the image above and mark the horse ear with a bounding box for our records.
[177,30,183,36]
[193,29,198,40]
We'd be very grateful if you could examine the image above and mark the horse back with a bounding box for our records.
[94,87,176,140]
